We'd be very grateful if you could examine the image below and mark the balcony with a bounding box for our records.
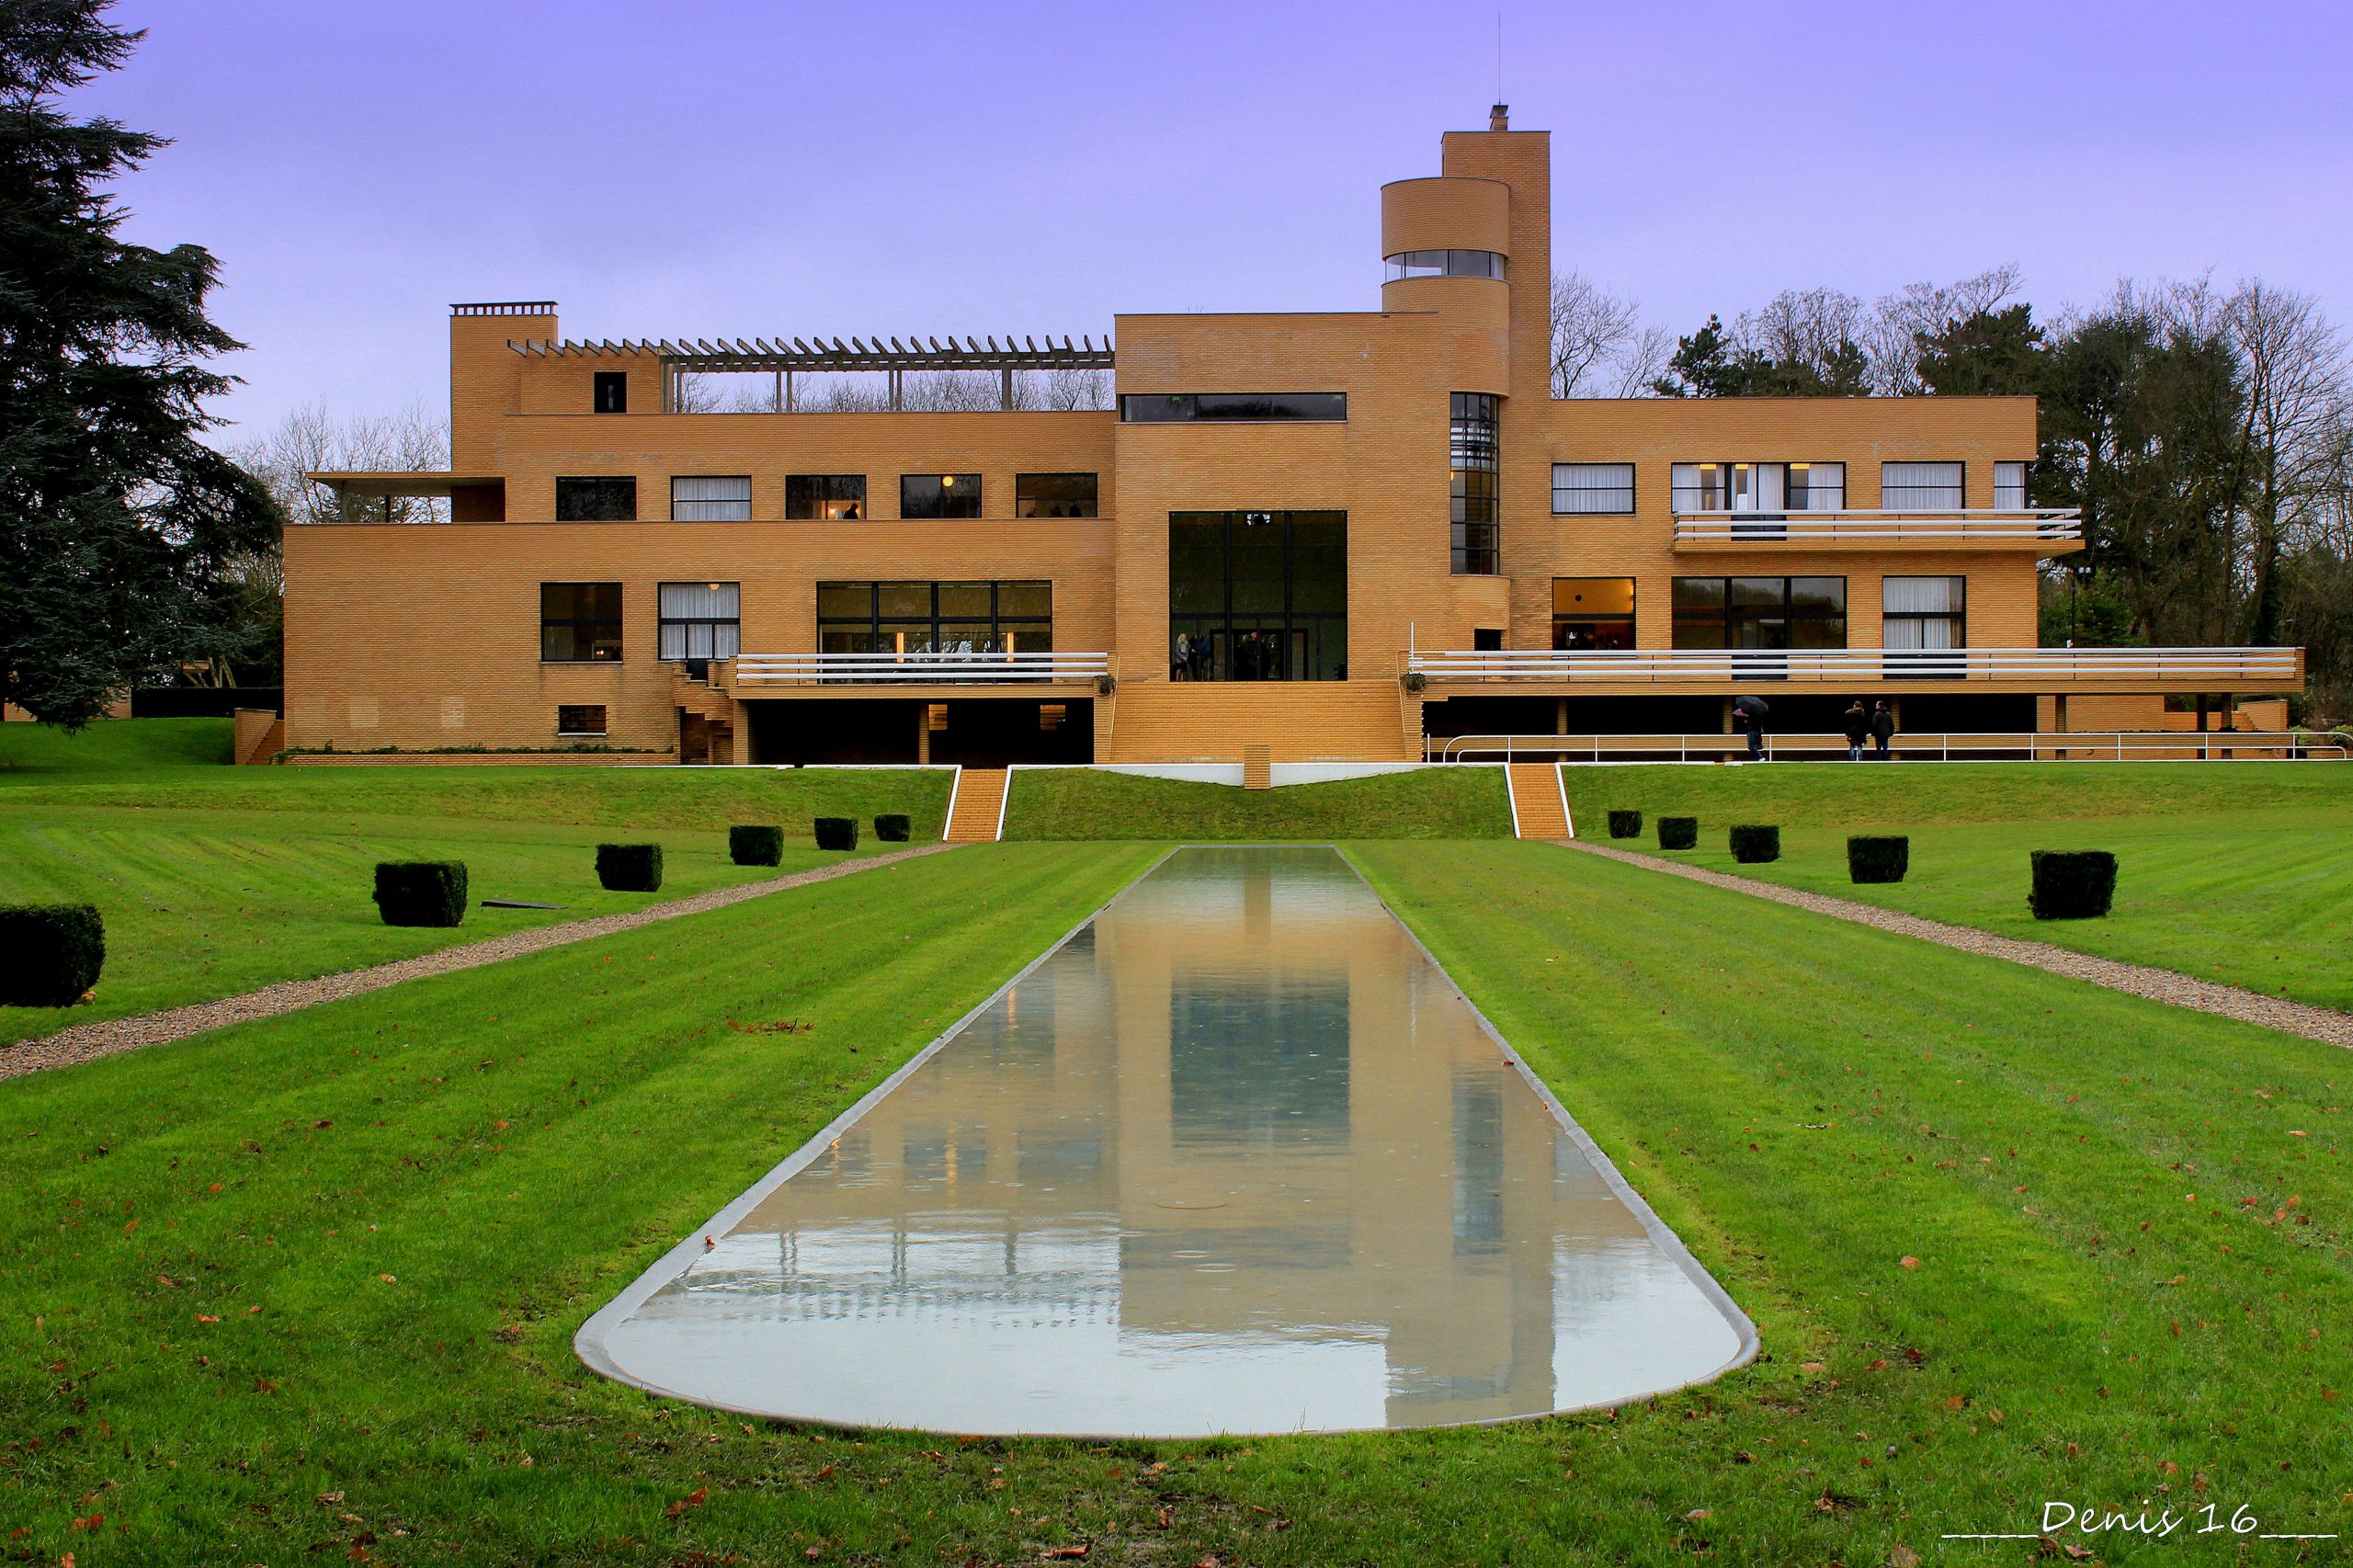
[1672,508,2082,552]
[720,651,1112,691]
[1406,646,2302,694]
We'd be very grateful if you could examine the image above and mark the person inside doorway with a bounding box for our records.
[1173,631,1192,681]
[1238,629,1267,681]
[1870,699,1896,758]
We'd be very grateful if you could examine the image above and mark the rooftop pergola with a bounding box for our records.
[510,332,1115,412]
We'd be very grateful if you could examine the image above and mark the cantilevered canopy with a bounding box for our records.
[305,471,503,497]
[508,334,1113,371]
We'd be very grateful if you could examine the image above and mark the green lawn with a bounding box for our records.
[0,721,953,835]
[1004,764,1508,839]
[0,721,955,1040]
[1560,762,2353,1011]
[4,838,2345,1563]
[0,805,879,1042]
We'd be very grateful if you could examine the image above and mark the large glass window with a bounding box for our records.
[1552,462,1635,515]
[1016,472,1098,517]
[816,581,1051,656]
[784,474,865,520]
[1789,462,1845,510]
[1882,575,1966,670]
[1450,392,1500,574]
[540,582,622,662]
[556,703,608,735]
[554,476,636,521]
[1881,460,1964,511]
[1671,462,1845,512]
[900,473,982,519]
[1672,576,1847,660]
[658,582,741,661]
[1994,461,2029,509]
[1167,511,1347,681]
[669,475,750,521]
[1119,392,1347,423]
[1383,249,1507,282]
[1552,578,1635,650]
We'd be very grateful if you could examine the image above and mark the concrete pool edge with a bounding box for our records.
[574,841,1761,1437]
[572,845,1184,1413]
[1334,845,1765,1402]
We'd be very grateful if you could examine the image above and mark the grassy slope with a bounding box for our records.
[0,721,955,1040]
[0,736,953,839]
[1562,762,2353,1011]
[1004,765,1509,839]
[5,839,2346,1564]
[0,806,881,1041]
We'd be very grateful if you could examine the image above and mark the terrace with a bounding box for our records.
[1672,506,2084,551]
[1407,644,2304,694]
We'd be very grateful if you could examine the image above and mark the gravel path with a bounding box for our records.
[1,844,961,1082]
[1564,838,2353,1050]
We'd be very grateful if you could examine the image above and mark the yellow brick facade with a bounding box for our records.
[287,114,2293,766]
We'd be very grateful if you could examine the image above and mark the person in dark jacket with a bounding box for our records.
[1870,699,1896,758]
[1732,693,1770,760]
[1841,699,1870,761]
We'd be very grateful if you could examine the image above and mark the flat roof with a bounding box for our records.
[307,472,504,496]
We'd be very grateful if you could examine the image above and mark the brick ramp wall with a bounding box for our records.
[1106,679,1415,763]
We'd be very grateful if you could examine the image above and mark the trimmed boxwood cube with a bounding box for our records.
[0,904,106,1006]
[729,824,784,867]
[1847,835,1910,884]
[1607,809,1643,840]
[597,843,664,893]
[372,862,467,928]
[813,816,859,852]
[2029,849,2117,919]
[1657,816,1698,850]
[873,813,911,843]
[1729,824,1780,863]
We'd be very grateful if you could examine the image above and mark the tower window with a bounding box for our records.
[593,371,627,414]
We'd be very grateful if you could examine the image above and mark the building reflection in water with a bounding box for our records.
[595,847,1749,1435]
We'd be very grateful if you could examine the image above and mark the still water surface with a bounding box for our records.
[585,846,1752,1435]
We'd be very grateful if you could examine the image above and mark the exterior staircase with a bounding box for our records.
[1506,762,1572,840]
[945,767,1009,842]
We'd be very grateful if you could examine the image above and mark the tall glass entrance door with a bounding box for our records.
[1167,510,1347,681]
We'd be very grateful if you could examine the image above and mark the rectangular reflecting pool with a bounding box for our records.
[578,846,1755,1436]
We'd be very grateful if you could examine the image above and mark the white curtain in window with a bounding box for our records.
[1882,575,1963,650]
[671,475,753,521]
[1883,575,1962,614]
[1671,462,1720,511]
[1796,462,1846,509]
[1994,461,2028,509]
[1881,461,1963,510]
[1552,463,1634,512]
[658,582,741,661]
[660,582,739,619]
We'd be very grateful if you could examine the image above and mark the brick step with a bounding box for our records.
[945,767,1008,842]
[1506,762,1571,840]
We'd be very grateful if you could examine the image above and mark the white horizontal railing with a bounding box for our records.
[1408,646,2303,684]
[1435,731,2350,763]
[1673,507,2081,544]
[729,651,1110,686]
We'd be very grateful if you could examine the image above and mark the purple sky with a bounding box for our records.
[78,0,2353,441]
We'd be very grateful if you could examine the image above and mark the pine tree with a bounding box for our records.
[0,0,278,728]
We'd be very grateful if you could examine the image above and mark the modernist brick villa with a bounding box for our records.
[290,108,2302,771]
